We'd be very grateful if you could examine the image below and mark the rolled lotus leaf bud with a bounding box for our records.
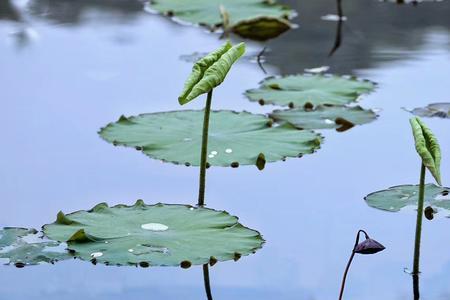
[354,238,385,255]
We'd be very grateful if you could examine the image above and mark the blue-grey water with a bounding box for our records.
[0,0,450,299]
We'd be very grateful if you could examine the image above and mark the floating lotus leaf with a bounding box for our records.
[270,105,377,132]
[43,201,264,267]
[0,227,71,267]
[365,184,450,215]
[0,227,36,248]
[407,103,450,119]
[410,117,441,185]
[99,110,322,168]
[148,0,294,40]
[179,42,245,105]
[245,74,376,108]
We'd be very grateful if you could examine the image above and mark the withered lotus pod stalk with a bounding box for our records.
[339,230,385,300]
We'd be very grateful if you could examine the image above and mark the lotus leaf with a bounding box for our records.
[148,0,294,40]
[43,201,264,267]
[407,103,450,119]
[179,42,245,105]
[270,105,377,131]
[410,117,441,185]
[245,74,375,108]
[0,227,71,267]
[99,110,322,167]
[365,184,450,215]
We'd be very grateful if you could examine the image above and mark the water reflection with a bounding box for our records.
[266,0,450,74]
[0,0,22,22]
[0,0,448,73]
[27,0,145,24]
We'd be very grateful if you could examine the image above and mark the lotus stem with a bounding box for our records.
[339,230,368,300]
[203,264,214,300]
[198,89,213,207]
[412,163,426,299]
[197,90,214,300]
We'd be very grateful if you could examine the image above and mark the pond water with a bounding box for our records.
[0,0,450,299]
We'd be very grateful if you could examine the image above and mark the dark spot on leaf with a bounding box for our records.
[185,162,191,167]
[14,262,25,268]
[180,260,192,269]
[135,146,143,151]
[268,83,281,90]
[424,206,436,220]
[118,115,129,123]
[256,153,266,171]
[288,102,294,109]
[258,99,265,105]
[230,162,239,168]
[139,261,150,268]
[335,117,355,132]
[206,162,211,169]
[304,102,314,111]
[209,256,218,266]
[91,258,97,265]
[442,190,449,196]
[233,252,242,261]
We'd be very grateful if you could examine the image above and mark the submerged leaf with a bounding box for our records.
[0,227,71,266]
[179,42,245,105]
[270,105,377,131]
[410,117,442,185]
[99,110,322,167]
[365,184,450,216]
[43,201,264,267]
[245,74,375,108]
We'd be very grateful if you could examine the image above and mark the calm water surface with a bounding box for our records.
[0,0,449,299]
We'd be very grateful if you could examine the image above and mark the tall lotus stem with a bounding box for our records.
[197,89,214,300]
[412,163,426,299]
[198,89,213,207]
[178,41,245,300]
[409,117,442,300]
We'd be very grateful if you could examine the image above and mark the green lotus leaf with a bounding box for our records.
[178,41,245,105]
[0,227,72,267]
[410,117,442,185]
[365,184,450,216]
[149,0,294,40]
[43,201,264,267]
[99,110,322,168]
[270,105,377,132]
[0,227,36,248]
[245,74,376,108]
[407,103,450,119]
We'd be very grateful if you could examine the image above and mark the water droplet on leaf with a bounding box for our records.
[91,252,103,258]
[141,223,169,231]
